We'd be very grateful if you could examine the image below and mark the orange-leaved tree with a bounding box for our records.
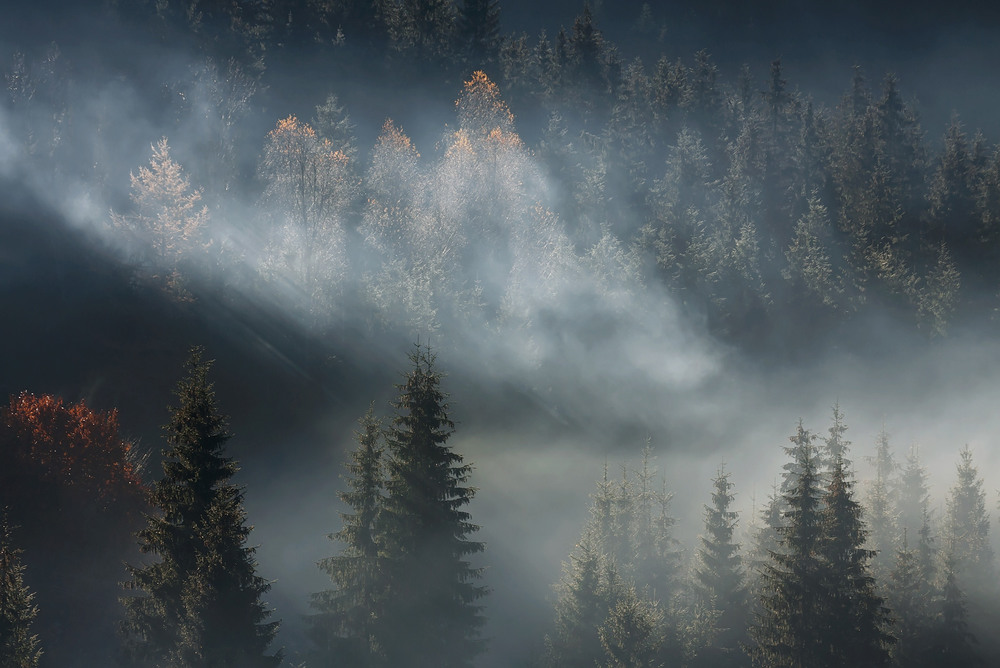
[0,392,147,666]
[0,392,143,511]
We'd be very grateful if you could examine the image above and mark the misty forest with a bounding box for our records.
[6,0,1000,666]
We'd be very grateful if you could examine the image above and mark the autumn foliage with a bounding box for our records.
[260,115,353,230]
[0,393,143,513]
[456,70,516,139]
[111,138,208,272]
[0,393,147,666]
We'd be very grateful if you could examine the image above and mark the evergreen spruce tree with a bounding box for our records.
[691,465,748,667]
[750,422,827,668]
[648,480,681,604]
[631,448,681,604]
[121,349,280,668]
[783,197,840,312]
[928,117,979,257]
[455,0,500,66]
[746,484,784,610]
[566,5,606,96]
[943,446,993,584]
[310,406,386,666]
[896,444,930,551]
[376,346,487,668]
[598,586,664,668]
[543,531,612,668]
[591,463,616,560]
[888,531,934,667]
[312,93,359,161]
[874,73,925,213]
[0,514,41,668]
[864,424,898,581]
[895,447,938,618]
[917,243,961,337]
[822,405,850,470]
[546,449,683,668]
[914,513,938,600]
[632,444,657,584]
[396,0,457,61]
[612,466,635,574]
[817,455,893,666]
[927,551,981,666]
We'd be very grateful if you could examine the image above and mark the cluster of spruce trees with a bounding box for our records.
[2,355,1000,667]
[307,345,487,668]
[542,410,996,667]
[496,22,991,341]
[0,345,488,668]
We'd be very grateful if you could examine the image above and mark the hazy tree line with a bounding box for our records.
[5,2,1000,350]
[541,409,999,667]
[4,353,1000,666]
[87,61,1000,342]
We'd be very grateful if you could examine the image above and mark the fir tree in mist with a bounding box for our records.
[121,349,280,668]
[864,424,898,581]
[375,345,488,668]
[598,585,665,668]
[691,465,748,668]
[543,531,617,668]
[943,446,993,586]
[817,455,893,665]
[887,531,935,666]
[750,420,893,667]
[0,514,41,668]
[543,447,685,668]
[749,424,827,668]
[926,552,982,666]
[310,406,385,666]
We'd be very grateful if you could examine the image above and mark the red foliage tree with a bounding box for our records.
[0,392,148,667]
[0,393,142,510]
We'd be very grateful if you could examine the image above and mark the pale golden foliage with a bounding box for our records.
[363,119,426,254]
[456,70,516,140]
[258,115,355,316]
[111,138,208,273]
[260,115,353,232]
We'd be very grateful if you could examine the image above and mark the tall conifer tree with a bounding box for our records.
[927,552,982,666]
[865,424,898,581]
[310,406,386,666]
[692,465,748,667]
[0,514,41,668]
[943,446,993,584]
[121,349,280,668]
[543,531,615,668]
[750,422,827,668]
[888,532,934,666]
[455,0,500,65]
[376,346,487,668]
[818,455,893,665]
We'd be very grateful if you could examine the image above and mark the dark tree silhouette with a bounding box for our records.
[375,345,487,668]
[817,455,893,666]
[750,423,827,668]
[310,405,386,666]
[121,349,280,668]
